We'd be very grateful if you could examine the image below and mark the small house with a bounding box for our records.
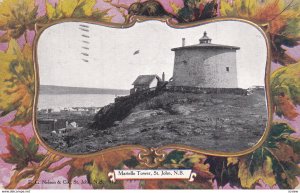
[57,121,83,137]
[37,118,57,135]
[131,75,161,94]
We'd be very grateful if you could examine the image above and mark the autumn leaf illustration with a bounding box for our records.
[0,127,45,170]
[204,156,241,188]
[204,123,300,189]
[226,123,300,189]
[176,0,218,23]
[67,149,135,189]
[271,61,300,120]
[237,153,277,188]
[169,2,181,14]
[0,0,44,42]
[0,39,34,126]
[45,0,113,22]
[220,0,300,66]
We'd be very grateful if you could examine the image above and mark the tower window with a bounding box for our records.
[226,67,229,72]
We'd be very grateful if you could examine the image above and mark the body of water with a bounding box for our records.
[38,94,117,109]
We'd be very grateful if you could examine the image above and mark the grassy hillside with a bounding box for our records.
[62,89,267,154]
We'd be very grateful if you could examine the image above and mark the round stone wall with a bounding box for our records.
[172,48,238,88]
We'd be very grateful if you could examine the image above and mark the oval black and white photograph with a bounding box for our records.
[36,20,268,154]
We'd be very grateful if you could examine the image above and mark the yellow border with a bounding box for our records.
[32,16,272,159]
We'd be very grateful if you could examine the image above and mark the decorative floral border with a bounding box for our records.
[0,0,300,189]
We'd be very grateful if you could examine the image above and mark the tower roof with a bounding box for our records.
[171,32,240,51]
[199,31,212,44]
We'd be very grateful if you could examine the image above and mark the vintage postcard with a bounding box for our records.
[0,0,300,190]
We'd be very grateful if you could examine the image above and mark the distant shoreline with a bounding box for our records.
[39,85,129,95]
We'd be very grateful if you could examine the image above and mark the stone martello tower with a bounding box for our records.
[171,32,240,88]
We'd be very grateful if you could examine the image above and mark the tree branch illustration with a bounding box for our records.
[5,153,72,189]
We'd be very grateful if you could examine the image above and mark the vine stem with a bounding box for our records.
[264,147,289,177]
[24,30,29,44]
[246,154,254,187]
[45,159,73,172]
[4,153,71,189]
[269,0,295,22]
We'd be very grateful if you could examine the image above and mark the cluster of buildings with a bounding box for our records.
[50,121,83,137]
[38,119,83,138]
[38,107,101,116]
[38,107,99,139]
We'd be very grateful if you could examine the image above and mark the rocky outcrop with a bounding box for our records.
[60,88,267,154]
[90,86,249,131]
[90,89,163,130]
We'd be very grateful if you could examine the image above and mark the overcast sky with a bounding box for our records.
[37,20,267,89]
